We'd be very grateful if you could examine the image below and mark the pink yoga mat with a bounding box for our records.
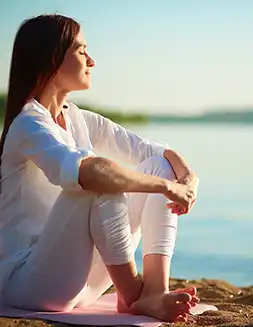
[0,293,217,326]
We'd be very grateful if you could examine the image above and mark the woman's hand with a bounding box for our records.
[178,171,199,197]
[165,172,199,215]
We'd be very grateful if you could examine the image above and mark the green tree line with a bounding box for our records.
[1,92,253,125]
[0,93,148,125]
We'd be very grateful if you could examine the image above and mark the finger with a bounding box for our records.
[179,207,187,214]
[167,204,187,214]
[174,207,187,215]
[166,202,178,209]
[171,203,184,209]
[172,209,184,215]
[172,208,185,215]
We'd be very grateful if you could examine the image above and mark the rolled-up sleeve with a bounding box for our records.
[81,109,169,165]
[14,113,94,190]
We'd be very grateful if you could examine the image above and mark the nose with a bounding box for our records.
[87,55,95,68]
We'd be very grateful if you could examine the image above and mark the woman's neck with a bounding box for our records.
[37,85,69,120]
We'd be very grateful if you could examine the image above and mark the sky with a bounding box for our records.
[0,0,253,114]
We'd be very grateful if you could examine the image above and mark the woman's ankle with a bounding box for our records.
[106,261,143,307]
[142,253,170,295]
[117,274,143,307]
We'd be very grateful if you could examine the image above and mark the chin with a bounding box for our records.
[74,82,91,91]
[82,84,91,90]
[81,79,92,90]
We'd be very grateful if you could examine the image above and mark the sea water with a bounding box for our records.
[128,123,253,286]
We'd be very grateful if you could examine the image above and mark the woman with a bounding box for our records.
[0,14,199,323]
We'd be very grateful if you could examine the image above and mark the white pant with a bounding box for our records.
[4,157,178,311]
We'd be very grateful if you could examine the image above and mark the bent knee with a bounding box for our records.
[138,156,176,181]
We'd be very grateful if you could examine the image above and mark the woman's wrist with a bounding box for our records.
[161,179,173,196]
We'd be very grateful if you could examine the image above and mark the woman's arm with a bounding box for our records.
[78,156,195,212]
[163,148,195,180]
[15,110,194,211]
[80,108,197,181]
[80,109,166,165]
[80,108,198,206]
[79,156,167,194]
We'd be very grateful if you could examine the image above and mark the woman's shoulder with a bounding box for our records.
[7,100,53,145]
[67,102,96,117]
[13,99,51,127]
[67,102,101,124]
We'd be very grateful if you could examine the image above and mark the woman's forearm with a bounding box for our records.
[79,156,169,194]
[163,149,194,180]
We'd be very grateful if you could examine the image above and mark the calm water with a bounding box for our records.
[127,123,253,286]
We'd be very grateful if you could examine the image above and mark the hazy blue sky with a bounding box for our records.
[0,0,253,113]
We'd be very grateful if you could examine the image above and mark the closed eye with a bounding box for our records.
[79,49,89,56]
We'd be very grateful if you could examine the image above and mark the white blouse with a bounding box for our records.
[0,99,168,294]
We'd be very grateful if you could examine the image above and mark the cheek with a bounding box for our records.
[77,60,87,76]
[61,55,86,78]
[54,54,89,90]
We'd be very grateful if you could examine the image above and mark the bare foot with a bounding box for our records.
[171,286,200,307]
[129,292,192,322]
[117,286,199,315]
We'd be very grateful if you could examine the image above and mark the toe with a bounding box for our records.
[174,292,192,303]
[183,286,197,296]
[171,286,197,296]
[192,296,200,303]
[190,296,200,307]
[188,287,197,296]
[174,315,188,323]
[178,302,191,313]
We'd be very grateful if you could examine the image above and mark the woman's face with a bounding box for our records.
[53,31,95,92]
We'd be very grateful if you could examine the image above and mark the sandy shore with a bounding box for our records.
[0,278,253,327]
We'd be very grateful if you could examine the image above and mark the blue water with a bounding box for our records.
[127,123,253,286]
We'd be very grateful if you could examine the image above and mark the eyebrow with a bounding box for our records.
[77,42,87,48]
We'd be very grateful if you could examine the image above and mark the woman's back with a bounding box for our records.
[0,99,92,262]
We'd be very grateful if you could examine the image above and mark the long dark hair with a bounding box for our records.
[0,14,80,186]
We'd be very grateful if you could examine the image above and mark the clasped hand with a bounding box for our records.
[165,172,199,215]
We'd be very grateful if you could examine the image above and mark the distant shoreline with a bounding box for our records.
[1,94,253,125]
[149,111,253,125]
